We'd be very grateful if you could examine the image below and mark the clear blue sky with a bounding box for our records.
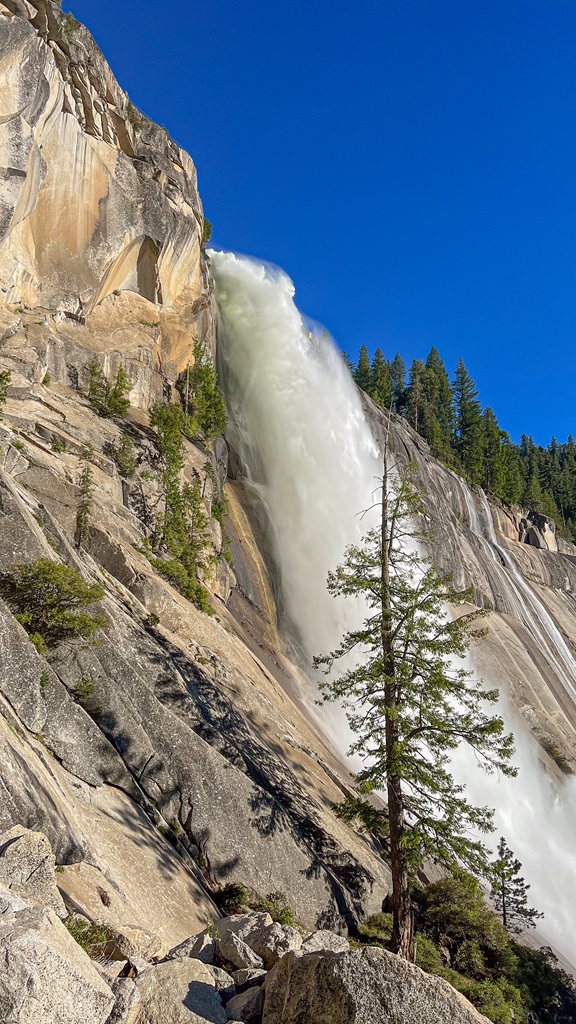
[69,0,576,445]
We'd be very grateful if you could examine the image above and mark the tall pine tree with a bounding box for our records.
[452,358,484,485]
[370,348,393,408]
[353,345,372,392]
[316,454,516,958]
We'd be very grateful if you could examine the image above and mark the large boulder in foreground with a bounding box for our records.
[0,906,114,1024]
[263,947,491,1024]
[131,957,228,1024]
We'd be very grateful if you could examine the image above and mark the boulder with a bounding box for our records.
[262,947,492,1024]
[0,905,114,1024]
[301,929,350,955]
[216,912,273,947]
[233,967,267,992]
[132,957,228,1023]
[251,921,303,968]
[104,923,162,961]
[0,824,66,918]
[106,977,140,1024]
[0,884,30,915]
[226,985,265,1023]
[168,928,216,964]
[205,964,236,1001]
[219,929,265,970]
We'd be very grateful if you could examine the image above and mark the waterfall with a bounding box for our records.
[210,249,576,964]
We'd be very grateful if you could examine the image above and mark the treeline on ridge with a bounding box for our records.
[349,345,576,542]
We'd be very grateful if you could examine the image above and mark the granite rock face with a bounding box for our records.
[0,0,392,945]
[262,947,491,1024]
[0,0,212,354]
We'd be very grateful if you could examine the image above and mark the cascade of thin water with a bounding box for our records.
[210,249,576,963]
[473,490,576,701]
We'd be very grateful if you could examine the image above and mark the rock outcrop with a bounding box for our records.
[0,0,212,360]
[262,947,491,1024]
[0,905,115,1024]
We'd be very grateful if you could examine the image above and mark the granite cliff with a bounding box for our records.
[0,2,575,1021]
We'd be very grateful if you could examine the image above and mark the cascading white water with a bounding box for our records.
[210,249,576,964]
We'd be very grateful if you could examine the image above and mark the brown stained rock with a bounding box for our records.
[0,825,66,918]
[0,906,114,1024]
[262,947,492,1024]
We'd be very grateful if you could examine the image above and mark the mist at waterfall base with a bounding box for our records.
[210,249,576,963]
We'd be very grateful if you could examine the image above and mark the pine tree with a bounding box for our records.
[423,348,454,459]
[370,348,393,408]
[353,345,372,393]
[501,435,524,505]
[87,360,131,418]
[406,358,426,434]
[482,408,505,496]
[452,358,484,484]
[390,353,407,411]
[75,447,94,550]
[316,450,516,958]
[490,836,543,933]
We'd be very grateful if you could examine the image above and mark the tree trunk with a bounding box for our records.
[387,769,413,957]
[380,443,413,959]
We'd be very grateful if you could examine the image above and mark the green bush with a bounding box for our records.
[0,370,11,417]
[87,360,131,418]
[0,558,107,649]
[414,934,443,974]
[73,677,96,700]
[109,434,137,477]
[214,882,252,916]
[177,341,227,443]
[358,912,393,945]
[254,891,295,926]
[202,218,212,246]
[405,871,576,1024]
[65,917,114,957]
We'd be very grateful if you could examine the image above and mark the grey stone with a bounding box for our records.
[232,967,267,992]
[103,923,162,961]
[169,928,216,964]
[216,912,273,947]
[0,884,30,915]
[0,824,66,918]
[301,929,350,955]
[251,921,303,968]
[262,947,491,1024]
[107,977,141,1024]
[0,905,115,1024]
[219,930,265,971]
[226,985,265,1023]
[205,964,235,1001]
[133,957,228,1023]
